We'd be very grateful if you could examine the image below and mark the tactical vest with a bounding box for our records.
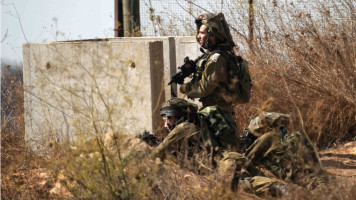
[192,52,211,82]
[193,50,252,105]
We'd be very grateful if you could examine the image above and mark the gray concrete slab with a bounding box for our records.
[22,36,202,150]
[23,40,165,149]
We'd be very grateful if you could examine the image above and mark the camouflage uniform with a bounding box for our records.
[219,151,286,197]
[182,52,233,113]
[180,13,244,154]
[153,121,201,162]
[244,112,327,190]
[151,98,204,170]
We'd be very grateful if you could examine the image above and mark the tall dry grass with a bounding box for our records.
[232,0,355,148]
[1,0,355,199]
[1,66,25,163]
[1,66,32,199]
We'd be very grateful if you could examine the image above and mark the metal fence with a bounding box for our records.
[139,0,351,37]
[139,0,244,36]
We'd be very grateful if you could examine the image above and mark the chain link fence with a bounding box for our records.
[139,0,250,36]
[138,0,351,55]
[139,0,347,36]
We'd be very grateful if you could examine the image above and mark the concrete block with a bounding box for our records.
[63,37,201,101]
[23,40,165,149]
[108,36,201,100]
[109,37,177,101]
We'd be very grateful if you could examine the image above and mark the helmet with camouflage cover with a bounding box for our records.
[247,112,290,137]
[195,13,235,48]
[160,97,198,120]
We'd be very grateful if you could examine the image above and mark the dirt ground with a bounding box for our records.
[319,140,356,184]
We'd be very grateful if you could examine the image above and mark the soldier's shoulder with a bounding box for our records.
[176,121,199,132]
[209,53,221,63]
[257,131,282,142]
[207,51,229,64]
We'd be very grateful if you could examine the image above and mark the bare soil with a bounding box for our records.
[319,141,356,184]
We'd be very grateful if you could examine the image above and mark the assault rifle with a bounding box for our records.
[139,130,162,147]
[168,48,206,85]
[240,128,258,153]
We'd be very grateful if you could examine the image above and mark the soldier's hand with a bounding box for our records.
[180,85,186,94]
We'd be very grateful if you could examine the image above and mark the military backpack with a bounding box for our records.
[205,50,252,105]
[223,51,252,104]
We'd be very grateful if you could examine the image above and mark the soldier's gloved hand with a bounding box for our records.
[180,84,186,94]
[138,130,161,147]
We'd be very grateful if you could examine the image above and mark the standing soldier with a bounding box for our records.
[179,13,252,162]
[179,12,247,113]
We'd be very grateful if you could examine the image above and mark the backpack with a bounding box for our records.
[194,50,252,105]
[247,112,291,137]
[214,51,252,104]
[197,106,239,151]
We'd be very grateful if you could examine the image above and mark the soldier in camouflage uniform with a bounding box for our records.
[179,13,246,158]
[243,112,328,191]
[218,150,289,197]
[151,98,204,170]
[180,12,239,114]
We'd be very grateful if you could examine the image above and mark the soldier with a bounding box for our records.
[243,112,329,191]
[179,12,241,113]
[143,100,290,197]
[151,97,203,170]
[179,13,252,161]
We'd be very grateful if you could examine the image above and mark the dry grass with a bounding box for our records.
[1,67,25,162]
[230,0,355,148]
[2,0,355,199]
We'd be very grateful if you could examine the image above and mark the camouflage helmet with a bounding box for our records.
[195,13,235,47]
[247,112,290,137]
[160,97,198,118]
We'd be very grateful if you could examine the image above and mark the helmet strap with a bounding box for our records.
[167,123,175,131]
[202,30,211,49]
[203,30,218,50]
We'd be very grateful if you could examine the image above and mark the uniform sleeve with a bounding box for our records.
[184,53,227,98]
[152,123,199,159]
[153,126,186,156]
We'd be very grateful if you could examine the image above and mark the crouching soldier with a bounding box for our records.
[242,112,329,192]
[150,98,204,171]
[148,98,239,173]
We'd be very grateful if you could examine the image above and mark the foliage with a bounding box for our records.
[232,0,355,148]
[2,0,356,199]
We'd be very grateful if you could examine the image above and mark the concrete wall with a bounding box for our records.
[110,37,176,101]
[23,36,200,149]
[109,36,200,100]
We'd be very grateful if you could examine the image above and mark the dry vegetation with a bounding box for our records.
[232,0,356,148]
[2,0,355,199]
